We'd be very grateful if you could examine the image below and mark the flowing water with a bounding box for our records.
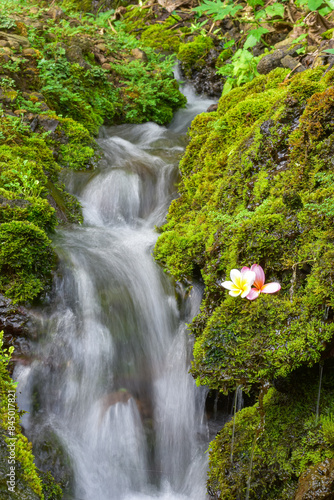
[15,75,216,499]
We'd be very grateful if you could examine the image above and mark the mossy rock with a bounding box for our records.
[155,67,334,392]
[208,367,334,499]
[0,221,54,303]
[177,35,214,76]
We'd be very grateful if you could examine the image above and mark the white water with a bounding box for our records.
[15,72,215,500]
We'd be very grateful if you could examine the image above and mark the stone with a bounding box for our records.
[22,48,37,57]
[281,55,306,73]
[131,48,148,62]
[206,104,218,113]
[47,7,64,21]
[66,44,88,68]
[257,49,285,74]
[102,63,111,71]
[0,40,9,48]
[96,43,107,52]
[0,47,11,56]
[37,115,60,133]
[295,458,334,499]
[29,6,39,14]
[8,40,20,51]
[0,32,30,48]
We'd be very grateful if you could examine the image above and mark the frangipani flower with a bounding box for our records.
[241,264,281,301]
[221,269,256,298]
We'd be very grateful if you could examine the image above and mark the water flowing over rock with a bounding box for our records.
[15,73,216,500]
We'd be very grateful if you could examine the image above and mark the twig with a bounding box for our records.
[108,18,117,34]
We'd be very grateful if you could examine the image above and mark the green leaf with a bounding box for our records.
[244,27,269,49]
[323,48,334,54]
[265,3,285,17]
[247,0,264,7]
[308,0,324,10]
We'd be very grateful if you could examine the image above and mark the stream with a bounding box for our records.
[15,72,215,500]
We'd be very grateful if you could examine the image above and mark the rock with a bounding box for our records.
[29,6,39,14]
[7,40,20,51]
[257,50,285,74]
[0,41,9,48]
[102,63,111,71]
[131,48,148,62]
[22,48,37,57]
[295,458,334,499]
[0,294,30,338]
[66,44,88,68]
[0,47,12,56]
[281,55,306,73]
[47,7,64,21]
[314,55,328,68]
[207,104,218,112]
[96,43,107,52]
[0,32,30,48]
[37,115,60,133]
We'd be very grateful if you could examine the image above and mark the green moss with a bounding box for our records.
[140,18,184,52]
[215,49,233,68]
[177,36,214,76]
[155,67,334,393]
[0,221,54,303]
[208,374,334,499]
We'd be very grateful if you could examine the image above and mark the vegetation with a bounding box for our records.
[2,0,334,498]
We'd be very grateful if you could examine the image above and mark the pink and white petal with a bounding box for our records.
[230,268,242,284]
[229,289,241,297]
[242,270,256,286]
[261,282,281,294]
[246,288,260,301]
[251,264,265,289]
[241,285,252,298]
[220,281,234,290]
[241,266,250,273]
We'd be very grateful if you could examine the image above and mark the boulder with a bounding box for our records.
[257,49,285,74]
[0,32,30,48]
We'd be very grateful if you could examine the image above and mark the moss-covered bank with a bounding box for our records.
[155,66,334,497]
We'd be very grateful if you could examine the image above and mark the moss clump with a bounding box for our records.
[0,221,54,303]
[140,17,185,52]
[177,36,214,76]
[155,67,334,393]
[208,370,334,499]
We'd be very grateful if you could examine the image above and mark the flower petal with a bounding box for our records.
[229,289,241,297]
[230,268,242,285]
[241,266,250,273]
[251,264,265,289]
[241,285,252,298]
[261,282,281,294]
[220,281,234,290]
[242,270,256,287]
[246,288,260,301]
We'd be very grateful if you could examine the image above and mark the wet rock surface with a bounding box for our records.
[295,459,334,499]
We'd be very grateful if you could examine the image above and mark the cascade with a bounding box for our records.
[15,74,216,500]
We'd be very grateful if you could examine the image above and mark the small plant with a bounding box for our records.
[0,77,16,91]
[0,331,14,366]
[217,48,261,94]
[321,413,334,445]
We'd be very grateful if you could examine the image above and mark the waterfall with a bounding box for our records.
[15,73,216,500]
